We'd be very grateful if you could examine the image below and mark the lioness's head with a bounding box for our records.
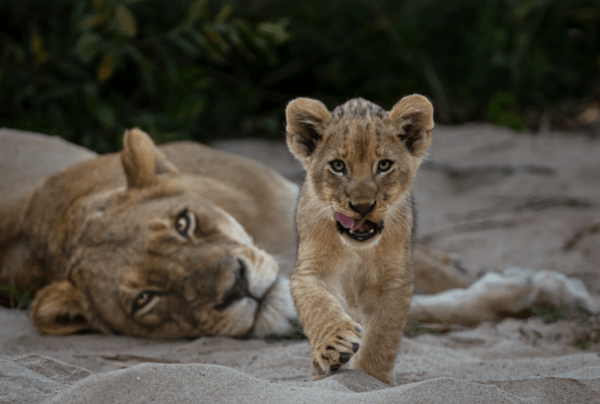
[30,129,294,338]
[285,95,433,245]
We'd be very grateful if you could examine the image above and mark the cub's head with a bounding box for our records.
[285,95,433,245]
[30,129,294,338]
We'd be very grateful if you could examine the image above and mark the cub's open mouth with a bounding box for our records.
[336,219,384,242]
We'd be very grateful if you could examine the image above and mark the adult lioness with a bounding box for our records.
[0,128,298,338]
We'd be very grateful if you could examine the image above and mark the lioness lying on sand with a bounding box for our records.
[1,128,299,337]
[0,128,593,338]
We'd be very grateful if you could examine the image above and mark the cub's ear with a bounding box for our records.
[389,94,434,157]
[121,128,180,189]
[30,281,90,335]
[285,98,332,163]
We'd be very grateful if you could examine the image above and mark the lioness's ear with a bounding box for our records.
[285,98,332,163]
[388,94,434,157]
[121,128,180,189]
[30,281,90,335]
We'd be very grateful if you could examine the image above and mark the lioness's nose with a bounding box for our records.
[349,202,376,216]
[214,259,251,311]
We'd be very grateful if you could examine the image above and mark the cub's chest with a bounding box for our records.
[330,250,378,297]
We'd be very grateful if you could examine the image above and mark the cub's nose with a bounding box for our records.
[349,202,376,216]
[215,259,251,311]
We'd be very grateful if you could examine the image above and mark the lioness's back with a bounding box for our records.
[0,129,96,201]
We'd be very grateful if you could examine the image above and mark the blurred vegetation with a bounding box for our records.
[0,285,33,310]
[1,0,599,152]
[0,0,290,151]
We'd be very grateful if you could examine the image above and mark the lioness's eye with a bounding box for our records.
[377,160,393,173]
[132,291,156,313]
[330,160,346,173]
[175,209,194,238]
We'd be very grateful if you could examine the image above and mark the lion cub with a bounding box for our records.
[285,95,434,385]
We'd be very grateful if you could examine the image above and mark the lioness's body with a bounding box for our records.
[286,96,434,385]
[0,129,297,337]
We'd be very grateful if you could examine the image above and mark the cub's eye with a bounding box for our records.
[330,160,346,173]
[132,291,157,314]
[377,160,393,173]
[175,209,194,238]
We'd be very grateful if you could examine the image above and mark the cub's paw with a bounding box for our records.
[311,321,362,380]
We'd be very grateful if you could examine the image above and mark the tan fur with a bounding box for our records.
[0,129,298,338]
[286,95,434,385]
[412,246,470,294]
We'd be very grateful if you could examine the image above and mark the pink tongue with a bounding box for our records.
[334,212,363,231]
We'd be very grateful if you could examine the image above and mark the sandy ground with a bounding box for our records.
[1,124,600,403]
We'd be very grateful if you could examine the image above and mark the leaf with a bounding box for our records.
[203,26,230,53]
[215,5,233,23]
[188,28,208,48]
[30,34,43,54]
[168,32,201,57]
[30,34,50,67]
[97,53,115,81]
[185,0,210,25]
[73,32,102,64]
[78,14,107,31]
[257,22,290,44]
[116,4,137,37]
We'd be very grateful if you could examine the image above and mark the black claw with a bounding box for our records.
[355,326,362,332]
[336,335,344,340]
[326,345,335,350]
[339,353,351,364]
[330,364,341,372]
[352,343,360,353]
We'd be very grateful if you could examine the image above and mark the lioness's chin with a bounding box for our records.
[251,277,296,337]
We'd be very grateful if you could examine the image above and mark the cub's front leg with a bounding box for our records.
[350,271,413,386]
[290,265,362,380]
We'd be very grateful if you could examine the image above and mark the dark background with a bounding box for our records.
[1,0,599,153]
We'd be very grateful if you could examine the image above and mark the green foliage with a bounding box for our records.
[240,0,600,128]
[264,320,306,341]
[485,92,527,131]
[532,304,567,323]
[0,0,289,152]
[0,285,33,309]
[403,321,442,337]
[1,0,599,151]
